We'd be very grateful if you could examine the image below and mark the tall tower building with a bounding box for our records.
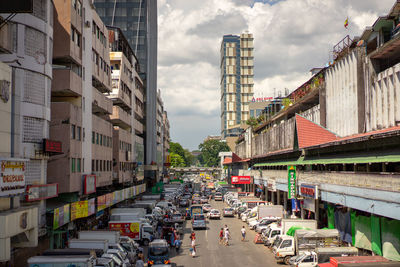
[220,33,254,138]
[94,0,158,166]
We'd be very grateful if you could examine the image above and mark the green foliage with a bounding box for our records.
[183,149,195,167]
[246,117,258,128]
[170,152,185,167]
[170,142,185,158]
[198,139,230,167]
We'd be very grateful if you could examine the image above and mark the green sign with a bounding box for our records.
[288,165,296,199]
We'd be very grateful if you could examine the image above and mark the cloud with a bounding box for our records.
[158,0,396,150]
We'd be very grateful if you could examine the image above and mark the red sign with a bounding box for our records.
[109,222,140,239]
[231,176,252,184]
[83,175,96,195]
[299,184,318,199]
[43,139,62,153]
[26,183,58,201]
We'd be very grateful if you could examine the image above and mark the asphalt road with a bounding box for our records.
[169,200,281,267]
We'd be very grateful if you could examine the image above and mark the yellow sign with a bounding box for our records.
[129,222,140,233]
[71,200,88,221]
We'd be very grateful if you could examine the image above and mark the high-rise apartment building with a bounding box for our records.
[94,0,158,167]
[220,33,254,138]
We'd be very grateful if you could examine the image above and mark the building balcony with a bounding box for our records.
[52,69,82,97]
[108,87,132,110]
[92,87,113,115]
[135,87,144,103]
[110,106,131,129]
[134,118,144,135]
[92,66,111,94]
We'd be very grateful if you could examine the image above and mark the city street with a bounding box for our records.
[170,200,281,267]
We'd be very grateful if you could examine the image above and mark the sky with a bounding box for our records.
[157,0,395,151]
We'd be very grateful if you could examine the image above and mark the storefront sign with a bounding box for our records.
[71,200,88,221]
[26,183,58,201]
[97,195,107,211]
[251,96,273,102]
[303,198,315,212]
[291,199,300,212]
[299,184,318,199]
[0,159,26,196]
[53,204,70,229]
[43,139,62,153]
[267,179,276,192]
[83,175,96,195]
[106,193,113,206]
[287,166,296,199]
[231,176,252,184]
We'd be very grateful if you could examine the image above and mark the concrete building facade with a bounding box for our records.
[93,0,158,167]
[220,33,254,138]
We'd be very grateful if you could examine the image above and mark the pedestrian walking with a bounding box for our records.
[224,228,231,246]
[190,231,196,241]
[219,228,224,244]
[135,254,144,267]
[241,226,246,241]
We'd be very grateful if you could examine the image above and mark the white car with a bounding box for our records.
[207,209,221,219]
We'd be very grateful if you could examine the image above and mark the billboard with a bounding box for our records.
[0,159,26,196]
[26,183,58,201]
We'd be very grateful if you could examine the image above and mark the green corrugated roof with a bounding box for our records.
[253,154,400,167]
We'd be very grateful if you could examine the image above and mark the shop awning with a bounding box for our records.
[253,152,400,167]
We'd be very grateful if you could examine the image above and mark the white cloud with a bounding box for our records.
[158,0,396,150]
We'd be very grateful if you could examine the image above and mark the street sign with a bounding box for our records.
[288,165,296,199]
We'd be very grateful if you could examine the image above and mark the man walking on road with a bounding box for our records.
[219,228,224,244]
[241,226,246,241]
[224,228,231,246]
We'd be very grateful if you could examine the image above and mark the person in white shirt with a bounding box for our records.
[241,226,246,241]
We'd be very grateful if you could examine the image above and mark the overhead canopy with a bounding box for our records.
[253,152,400,167]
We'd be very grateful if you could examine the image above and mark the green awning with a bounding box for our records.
[253,153,400,167]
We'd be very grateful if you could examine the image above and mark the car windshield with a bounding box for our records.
[149,246,169,256]
[211,210,219,213]
[225,208,233,211]
[194,215,205,220]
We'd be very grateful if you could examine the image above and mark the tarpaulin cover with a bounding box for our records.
[352,212,372,251]
[371,215,382,256]
[334,210,352,244]
[381,217,400,261]
[327,204,335,229]
[286,226,311,236]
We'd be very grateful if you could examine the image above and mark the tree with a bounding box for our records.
[170,152,185,167]
[183,149,195,167]
[198,139,230,167]
[246,117,258,128]
[170,142,185,159]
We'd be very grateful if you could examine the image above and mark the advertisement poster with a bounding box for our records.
[231,176,252,184]
[53,204,70,229]
[0,159,26,196]
[109,222,140,239]
[106,193,113,207]
[97,195,107,211]
[71,200,88,221]
[88,198,95,216]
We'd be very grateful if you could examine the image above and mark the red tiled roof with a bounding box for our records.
[223,157,232,165]
[295,114,338,149]
[336,125,400,142]
[231,152,243,163]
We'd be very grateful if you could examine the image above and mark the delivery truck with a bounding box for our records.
[109,220,154,246]
[247,205,283,225]
[289,247,359,267]
[28,255,96,267]
[141,194,161,201]
[317,256,392,267]
[274,229,340,265]
[111,208,146,217]
[263,219,318,246]
[78,230,138,263]
[131,200,157,213]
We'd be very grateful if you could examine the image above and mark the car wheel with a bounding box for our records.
[143,239,149,246]
[284,256,291,265]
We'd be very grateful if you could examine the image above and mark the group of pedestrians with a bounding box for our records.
[218,224,246,246]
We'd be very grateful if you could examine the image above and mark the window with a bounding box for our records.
[82,128,85,141]
[76,1,81,16]
[92,21,96,34]
[103,160,106,171]
[100,134,103,146]
[77,126,81,141]
[92,131,95,144]
[77,158,81,172]
[280,240,292,248]
[96,160,99,171]
[71,158,75,173]
[92,159,94,172]
[96,133,99,144]
[72,0,77,10]
[71,125,76,139]
[82,158,84,172]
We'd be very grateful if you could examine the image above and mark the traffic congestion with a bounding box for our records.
[26,175,400,267]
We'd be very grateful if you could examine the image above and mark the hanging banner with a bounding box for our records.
[53,204,70,229]
[97,195,107,211]
[288,166,296,199]
[88,198,95,216]
[106,193,113,207]
[231,176,252,184]
[71,200,88,221]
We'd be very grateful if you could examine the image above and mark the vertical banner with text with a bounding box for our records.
[288,165,297,199]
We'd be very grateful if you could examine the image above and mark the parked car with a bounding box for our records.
[214,192,223,201]
[200,197,209,204]
[207,209,221,220]
[179,199,189,207]
[202,204,212,213]
[223,207,234,217]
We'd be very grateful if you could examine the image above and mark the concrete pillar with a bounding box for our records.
[301,203,305,219]
[277,190,281,205]
[283,192,287,214]
[315,198,319,221]
[271,191,275,204]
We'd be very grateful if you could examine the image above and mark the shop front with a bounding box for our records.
[299,183,319,220]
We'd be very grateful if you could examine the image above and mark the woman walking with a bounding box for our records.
[241,226,246,241]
